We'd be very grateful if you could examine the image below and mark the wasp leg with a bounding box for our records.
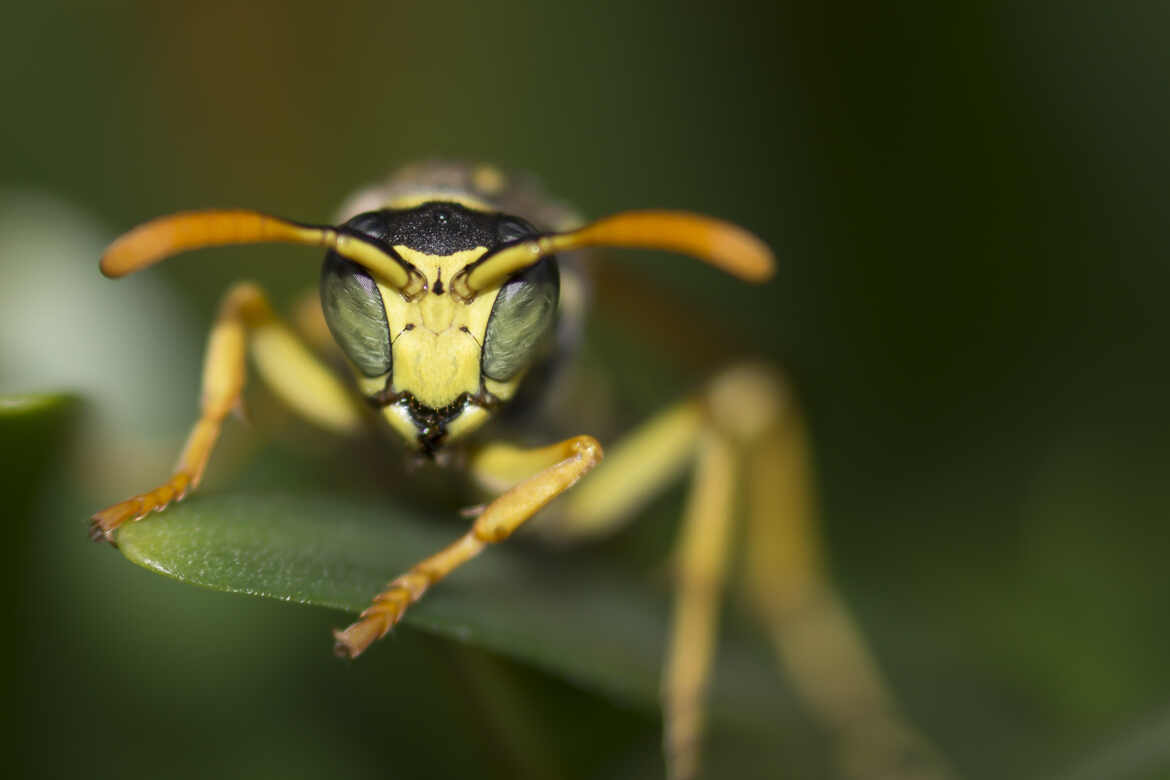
[465,410,717,777]
[89,282,365,543]
[554,400,706,541]
[473,368,748,780]
[332,435,604,659]
[476,368,748,780]
[663,428,737,780]
[742,378,955,780]
[289,287,337,355]
[507,363,950,780]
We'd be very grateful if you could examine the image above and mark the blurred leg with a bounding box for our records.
[473,398,705,542]
[743,384,956,780]
[289,287,337,355]
[512,364,776,779]
[662,429,737,780]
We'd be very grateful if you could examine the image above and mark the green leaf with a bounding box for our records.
[116,491,793,732]
[0,392,79,509]
[0,392,76,418]
[2,392,80,706]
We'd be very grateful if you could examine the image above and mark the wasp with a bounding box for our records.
[89,163,945,780]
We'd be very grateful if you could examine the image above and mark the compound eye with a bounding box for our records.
[481,258,559,382]
[320,252,393,377]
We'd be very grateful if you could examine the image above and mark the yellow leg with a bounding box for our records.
[89,282,365,543]
[659,365,790,780]
[663,430,737,780]
[556,399,705,540]
[470,393,706,544]
[742,379,955,779]
[289,287,337,355]
[480,362,953,778]
[472,366,766,778]
[474,366,768,778]
[332,435,603,658]
[467,392,721,780]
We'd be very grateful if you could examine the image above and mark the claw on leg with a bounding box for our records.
[333,572,431,658]
[88,471,193,544]
[332,611,389,659]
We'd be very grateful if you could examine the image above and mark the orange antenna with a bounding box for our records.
[452,210,774,300]
[100,209,424,296]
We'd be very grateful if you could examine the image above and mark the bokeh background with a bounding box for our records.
[3,2,1169,778]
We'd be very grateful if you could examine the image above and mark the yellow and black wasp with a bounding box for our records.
[90,162,952,780]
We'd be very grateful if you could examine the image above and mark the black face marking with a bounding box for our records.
[433,269,445,295]
[339,202,539,257]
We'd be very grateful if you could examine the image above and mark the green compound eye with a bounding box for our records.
[481,258,559,382]
[320,252,393,378]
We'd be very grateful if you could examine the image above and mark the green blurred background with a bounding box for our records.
[2,2,1169,778]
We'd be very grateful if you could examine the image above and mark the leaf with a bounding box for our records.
[115,491,794,733]
[0,392,79,509]
[0,392,76,418]
[2,392,80,694]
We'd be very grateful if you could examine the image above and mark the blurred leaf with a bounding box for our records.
[115,491,793,735]
[0,392,75,418]
[2,391,80,766]
[0,392,79,506]
[0,392,79,517]
[0,194,198,437]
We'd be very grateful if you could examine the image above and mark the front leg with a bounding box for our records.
[331,435,603,658]
[90,282,365,542]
